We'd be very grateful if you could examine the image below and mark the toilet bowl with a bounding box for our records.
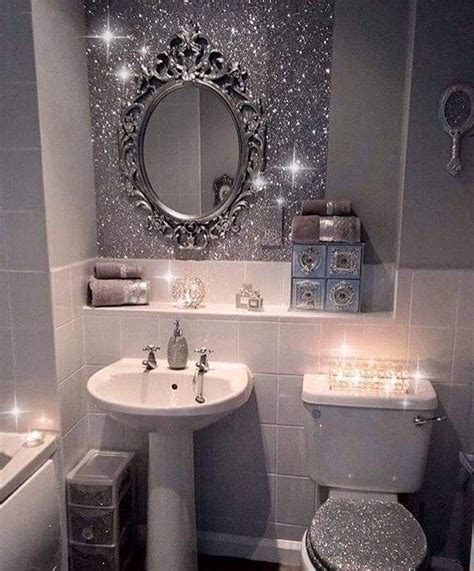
[301,373,439,570]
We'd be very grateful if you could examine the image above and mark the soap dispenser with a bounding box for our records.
[167,320,188,370]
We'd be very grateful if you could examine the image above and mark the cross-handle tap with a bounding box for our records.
[194,347,213,373]
[142,345,160,371]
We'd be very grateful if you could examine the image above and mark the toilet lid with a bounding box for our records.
[306,498,427,570]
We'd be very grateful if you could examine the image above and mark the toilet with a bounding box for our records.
[301,373,439,570]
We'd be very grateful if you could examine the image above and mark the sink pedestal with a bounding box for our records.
[147,430,197,571]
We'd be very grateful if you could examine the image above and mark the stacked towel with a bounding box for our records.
[291,199,361,243]
[89,262,150,307]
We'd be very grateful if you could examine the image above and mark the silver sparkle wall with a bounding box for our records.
[84,0,333,261]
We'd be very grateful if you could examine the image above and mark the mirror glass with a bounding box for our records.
[143,84,240,217]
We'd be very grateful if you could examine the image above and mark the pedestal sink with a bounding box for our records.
[87,358,253,571]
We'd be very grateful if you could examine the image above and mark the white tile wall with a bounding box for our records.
[75,265,473,543]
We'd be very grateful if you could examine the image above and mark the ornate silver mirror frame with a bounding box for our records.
[438,83,474,176]
[118,21,266,250]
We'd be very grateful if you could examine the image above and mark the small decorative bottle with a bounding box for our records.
[167,320,188,370]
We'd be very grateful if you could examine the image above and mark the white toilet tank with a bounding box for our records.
[302,374,438,494]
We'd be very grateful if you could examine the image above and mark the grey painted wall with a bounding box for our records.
[0,0,58,434]
[33,0,97,268]
[398,0,474,269]
[326,0,412,264]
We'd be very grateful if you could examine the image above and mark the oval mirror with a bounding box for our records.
[142,84,240,218]
[119,22,266,250]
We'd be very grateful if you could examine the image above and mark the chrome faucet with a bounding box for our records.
[193,347,213,403]
[142,345,160,371]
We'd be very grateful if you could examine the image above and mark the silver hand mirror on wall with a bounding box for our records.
[438,83,474,176]
[119,21,266,250]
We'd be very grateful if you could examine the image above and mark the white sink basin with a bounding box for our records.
[88,358,252,432]
[87,357,253,571]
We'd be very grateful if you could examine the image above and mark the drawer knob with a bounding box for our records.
[82,527,94,541]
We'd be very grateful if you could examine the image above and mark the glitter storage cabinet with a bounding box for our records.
[67,450,136,571]
[291,243,363,312]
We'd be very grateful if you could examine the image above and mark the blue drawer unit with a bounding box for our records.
[292,279,325,311]
[292,244,327,278]
[326,245,362,278]
[325,279,361,313]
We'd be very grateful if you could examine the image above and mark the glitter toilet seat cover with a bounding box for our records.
[306,498,427,570]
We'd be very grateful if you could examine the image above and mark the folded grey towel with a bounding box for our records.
[94,261,143,279]
[89,277,150,307]
[291,215,320,244]
[319,216,361,242]
[301,199,352,216]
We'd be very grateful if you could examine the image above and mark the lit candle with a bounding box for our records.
[23,430,44,447]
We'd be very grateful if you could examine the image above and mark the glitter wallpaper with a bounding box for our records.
[84,0,334,260]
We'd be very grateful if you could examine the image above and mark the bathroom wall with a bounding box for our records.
[325,0,412,265]
[31,0,98,472]
[398,0,474,269]
[0,0,58,434]
[80,265,473,556]
[84,0,333,261]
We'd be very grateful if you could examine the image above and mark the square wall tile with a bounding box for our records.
[278,375,305,427]
[121,316,160,358]
[206,261,245,304]
[55,320,77,382]
[197,319,238,362]
[62,416,89,474]
[452,328,473,384]
[407,327,455,381]
[238,321,279,374]
[71,261,94,318]
[59,368,84,434]
[16,381,59,432]
[320,323,365,371]
[89,414,126,450]
[363,326,408,365]
[276,476,315,526]
[0,12,36,83]
[411,270,459,328]
[394,269,413,323]
[51,267,73,326]
[448,384,472,442]
[0,82,40,148]
[196,472,276,524]
[0,327,14,384]
[84,315,121,365]
[0,383,16,431]
[0,273,11,326]
[12,326,55,383]
[0,213,6,269]
[277,426,308,477]
[278,322,320,375]
[245,261,285,305]
[73,317,85,371]
[4,211,48,271]
[168,260,209,284]
[9,271,52,328]
[0,150,43,210]
[456,271,474,329]
[252,374,277,424]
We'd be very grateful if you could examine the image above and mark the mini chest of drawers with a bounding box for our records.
[291,243,364,312]
[67,450,136,571]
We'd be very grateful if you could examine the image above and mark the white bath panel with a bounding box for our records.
[0,459,61,571]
